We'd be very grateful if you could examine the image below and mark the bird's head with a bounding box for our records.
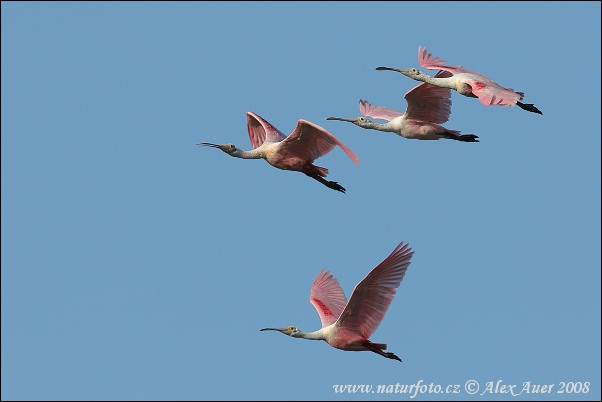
[197,142,239,156]
[260,326,302,338]
[326,116,373,129]
[376,66,426,80]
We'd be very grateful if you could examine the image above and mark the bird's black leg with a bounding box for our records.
[383,352,402,362]
[304,172,346,193]
[368,345,402,362]
[457,134,480,142]
[517,101,542,114]
[441,132,479,142]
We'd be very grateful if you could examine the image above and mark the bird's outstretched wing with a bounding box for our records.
[310,269,348,328]
[418,47,523,107]
[359,99,404,121]
[281,120,359,165]
[418,46,465,74]
[336,242,414,339]
[463,76,523,106]
[246,111,287,149]
[404,71,453,124]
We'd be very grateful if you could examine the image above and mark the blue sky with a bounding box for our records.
[1,2,600,400]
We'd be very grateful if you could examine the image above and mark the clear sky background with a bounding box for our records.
[2,2,600,401]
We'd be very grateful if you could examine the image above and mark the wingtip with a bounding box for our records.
[345,148,360,166]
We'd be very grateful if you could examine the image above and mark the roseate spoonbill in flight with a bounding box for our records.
[376,46,542,114]
[326,73,478,142]
[198,111,359,193]
[261,241,414,362]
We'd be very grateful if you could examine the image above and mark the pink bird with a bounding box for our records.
[376,46,542,114]
[198,111,359,193]
[261,241,414,362]
[326,73,478,142]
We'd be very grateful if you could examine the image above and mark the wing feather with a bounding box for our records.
[359,99,404,121]
[404,71,453,124]
[463,77,523,106]
[336,242,414,339]
[246,111,287,149]
[418,45,465,74]
[310,270,348,328]
[280,120,359,165]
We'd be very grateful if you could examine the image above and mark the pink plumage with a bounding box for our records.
[198,111,359,193]
[261,242,414,362]
[386,46,542,114]
[327,70,478,142]
[247,112,287,148]
[310,270,347,327]
[332,242,412,340]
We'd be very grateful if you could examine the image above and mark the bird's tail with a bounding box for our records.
[310,165,329,178]
[445,129,461,138]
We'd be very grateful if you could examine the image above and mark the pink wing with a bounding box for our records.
[246,111,287,149]
[280,120,359,165]
[418,45,466,74]
[418,47,522,107]
[359,99,404,122]
[404,70,453,124]
[336,242,414,339]
[310,269,348,328]
[462,76,523,106]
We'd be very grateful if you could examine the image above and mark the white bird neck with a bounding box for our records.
[359,119,398,133]
[359,119,401,134]
[294,324,335,342]
[419,73,455,89]
[230,148,263,160]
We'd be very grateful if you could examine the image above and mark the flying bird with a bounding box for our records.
[261,241,414,362]
[198,111,359,193]
[326,73,478,142]
[376,46,542,114]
